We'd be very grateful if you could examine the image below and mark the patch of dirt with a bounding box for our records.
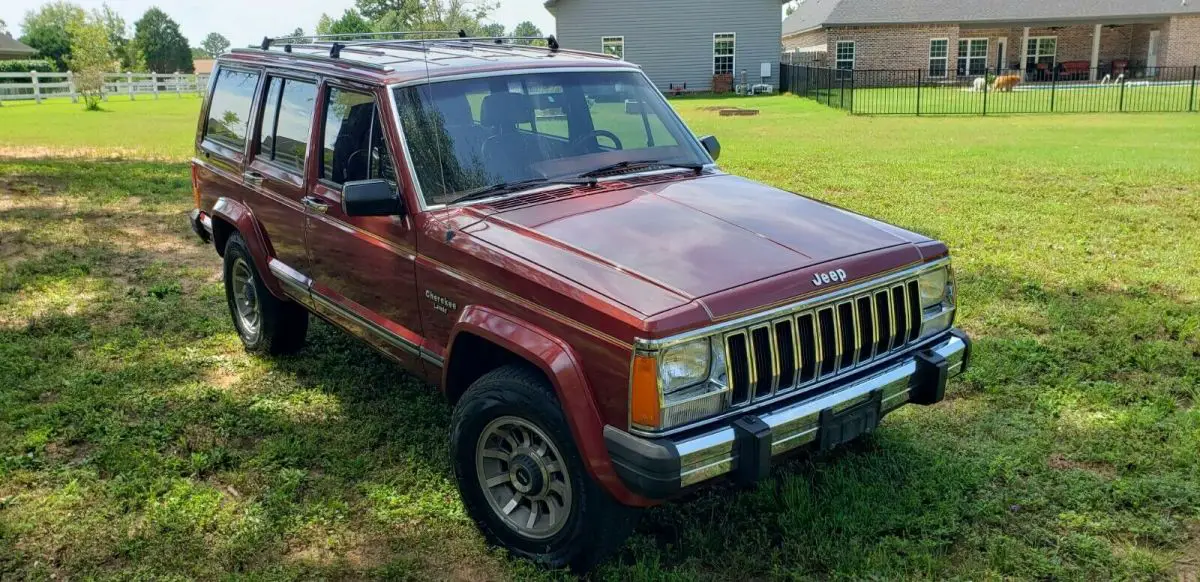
[0,145,179,161]
[1047,453,1117,479]
[1177,521,1200,582]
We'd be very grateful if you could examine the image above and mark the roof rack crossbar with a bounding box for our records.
[228,47,394,72]
[262,30,561,52]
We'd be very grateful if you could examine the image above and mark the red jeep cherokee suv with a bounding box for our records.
[188,33,970,570]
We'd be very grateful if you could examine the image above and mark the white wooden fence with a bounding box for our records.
[0,71,210,105]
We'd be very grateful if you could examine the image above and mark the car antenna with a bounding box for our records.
[260,36,271,50]
[547,35,560,51]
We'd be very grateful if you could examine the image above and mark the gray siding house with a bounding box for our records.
[546,0,785,92]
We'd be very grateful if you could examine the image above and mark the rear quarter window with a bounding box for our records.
[204,68,261,151]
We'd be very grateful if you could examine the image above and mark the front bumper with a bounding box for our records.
[189,208,213,243]
[605,329,971,499]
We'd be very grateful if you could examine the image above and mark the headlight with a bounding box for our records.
[917,267,949,310]
[631,338,730,431]
[917,265,956,338]
[659,338,710,394]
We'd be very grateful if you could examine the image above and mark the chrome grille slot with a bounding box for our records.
[726,332,752,405]
[796,313,817,384]
[856,295,876,362]
[874,290,892,355]
[749,325,776,399]
[906,280,922,343]
[717,273,929,414]
[774,319,797,391]
[837,301,856,370]
[890,284,908,349]
[816,307,838,376]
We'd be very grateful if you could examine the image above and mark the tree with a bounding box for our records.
[19,2,86,71]
[355,0,420,24]
[191,47,209,59]
[201,32,229,57]
[290,27,305,38]
[315,9,372,36]
[133,7,192,73]
[67,11,113,110]
[511,20,542,39]
[1,19,8,35]
[479,23,505,38]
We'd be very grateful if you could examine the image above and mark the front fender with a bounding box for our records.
[447,306,653,508]
[210,197,285,298]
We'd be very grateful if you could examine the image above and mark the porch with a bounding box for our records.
[960,21,1168,82]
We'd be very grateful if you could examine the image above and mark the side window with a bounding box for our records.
[204,68,260,150]
[320,88,397,186]
[256,76,317,172]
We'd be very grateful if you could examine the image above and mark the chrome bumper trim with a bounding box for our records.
[675,333,967,487]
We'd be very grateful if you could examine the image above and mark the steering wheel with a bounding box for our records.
[344,148,369,179]
[569,130,624,154]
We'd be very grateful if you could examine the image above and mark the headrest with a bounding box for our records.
[428,86,474,127]
[479,92,534,128]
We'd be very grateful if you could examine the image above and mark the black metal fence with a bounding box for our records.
[779,63,1200,115]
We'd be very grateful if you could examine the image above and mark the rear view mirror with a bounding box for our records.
[699,135,721,161]
[342,179,403,217]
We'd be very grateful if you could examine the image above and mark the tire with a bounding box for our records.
[450,364,640,571]
[222,232,308,355]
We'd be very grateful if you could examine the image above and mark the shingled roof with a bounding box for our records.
[0,33,38,59]
[784,0,1200,36]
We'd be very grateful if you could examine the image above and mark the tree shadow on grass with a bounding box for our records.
[2,158,1198,580]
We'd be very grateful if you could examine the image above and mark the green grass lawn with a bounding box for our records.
[2,96,1200,580]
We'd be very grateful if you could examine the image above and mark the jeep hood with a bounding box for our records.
[460,174,931,319]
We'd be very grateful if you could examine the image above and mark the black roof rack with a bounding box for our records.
[233,31,603,75]
[259,30,561,54]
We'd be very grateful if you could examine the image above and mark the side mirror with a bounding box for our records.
[699,135,721,161]
[342,179,403,217]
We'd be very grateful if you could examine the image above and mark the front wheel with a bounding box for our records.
[450,365,640,571]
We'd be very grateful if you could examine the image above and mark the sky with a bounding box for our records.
[0,0,558,48]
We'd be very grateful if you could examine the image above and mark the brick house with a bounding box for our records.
[783,0,1200,80]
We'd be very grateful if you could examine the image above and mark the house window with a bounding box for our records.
[713,33,735,76]
[601,36,624,60]
[957,38,988,76]
[929,39,949,77]
[835,40,855,79]
[1025,36,1057,71]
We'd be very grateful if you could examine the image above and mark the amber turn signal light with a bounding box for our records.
[630,354,661,429]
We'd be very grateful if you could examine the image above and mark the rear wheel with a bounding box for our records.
[222,232,308,355]
[450,364,640,571]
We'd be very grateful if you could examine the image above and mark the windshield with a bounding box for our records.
[393,70,710,206]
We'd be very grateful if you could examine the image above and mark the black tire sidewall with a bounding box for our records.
[222,233,270,352]
[450,369,599,565]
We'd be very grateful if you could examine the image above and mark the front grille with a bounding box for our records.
[724,278,922,406]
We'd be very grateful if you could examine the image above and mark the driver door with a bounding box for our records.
[302,82,425,368]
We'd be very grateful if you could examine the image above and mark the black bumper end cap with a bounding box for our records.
[949,328,972,372]
[604,426,681,500]
[732,415,772,485]
[910,350,949,405]
[189,208,211,243]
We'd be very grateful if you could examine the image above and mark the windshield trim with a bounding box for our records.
[386,67,717,213]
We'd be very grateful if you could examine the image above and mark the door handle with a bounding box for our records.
[242,171,264,186]
[302,196,330,214]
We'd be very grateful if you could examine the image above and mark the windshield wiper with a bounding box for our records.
[450,177,598,205]
[577,159,705,179]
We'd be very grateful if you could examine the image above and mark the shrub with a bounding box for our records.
[0,59,57,75]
